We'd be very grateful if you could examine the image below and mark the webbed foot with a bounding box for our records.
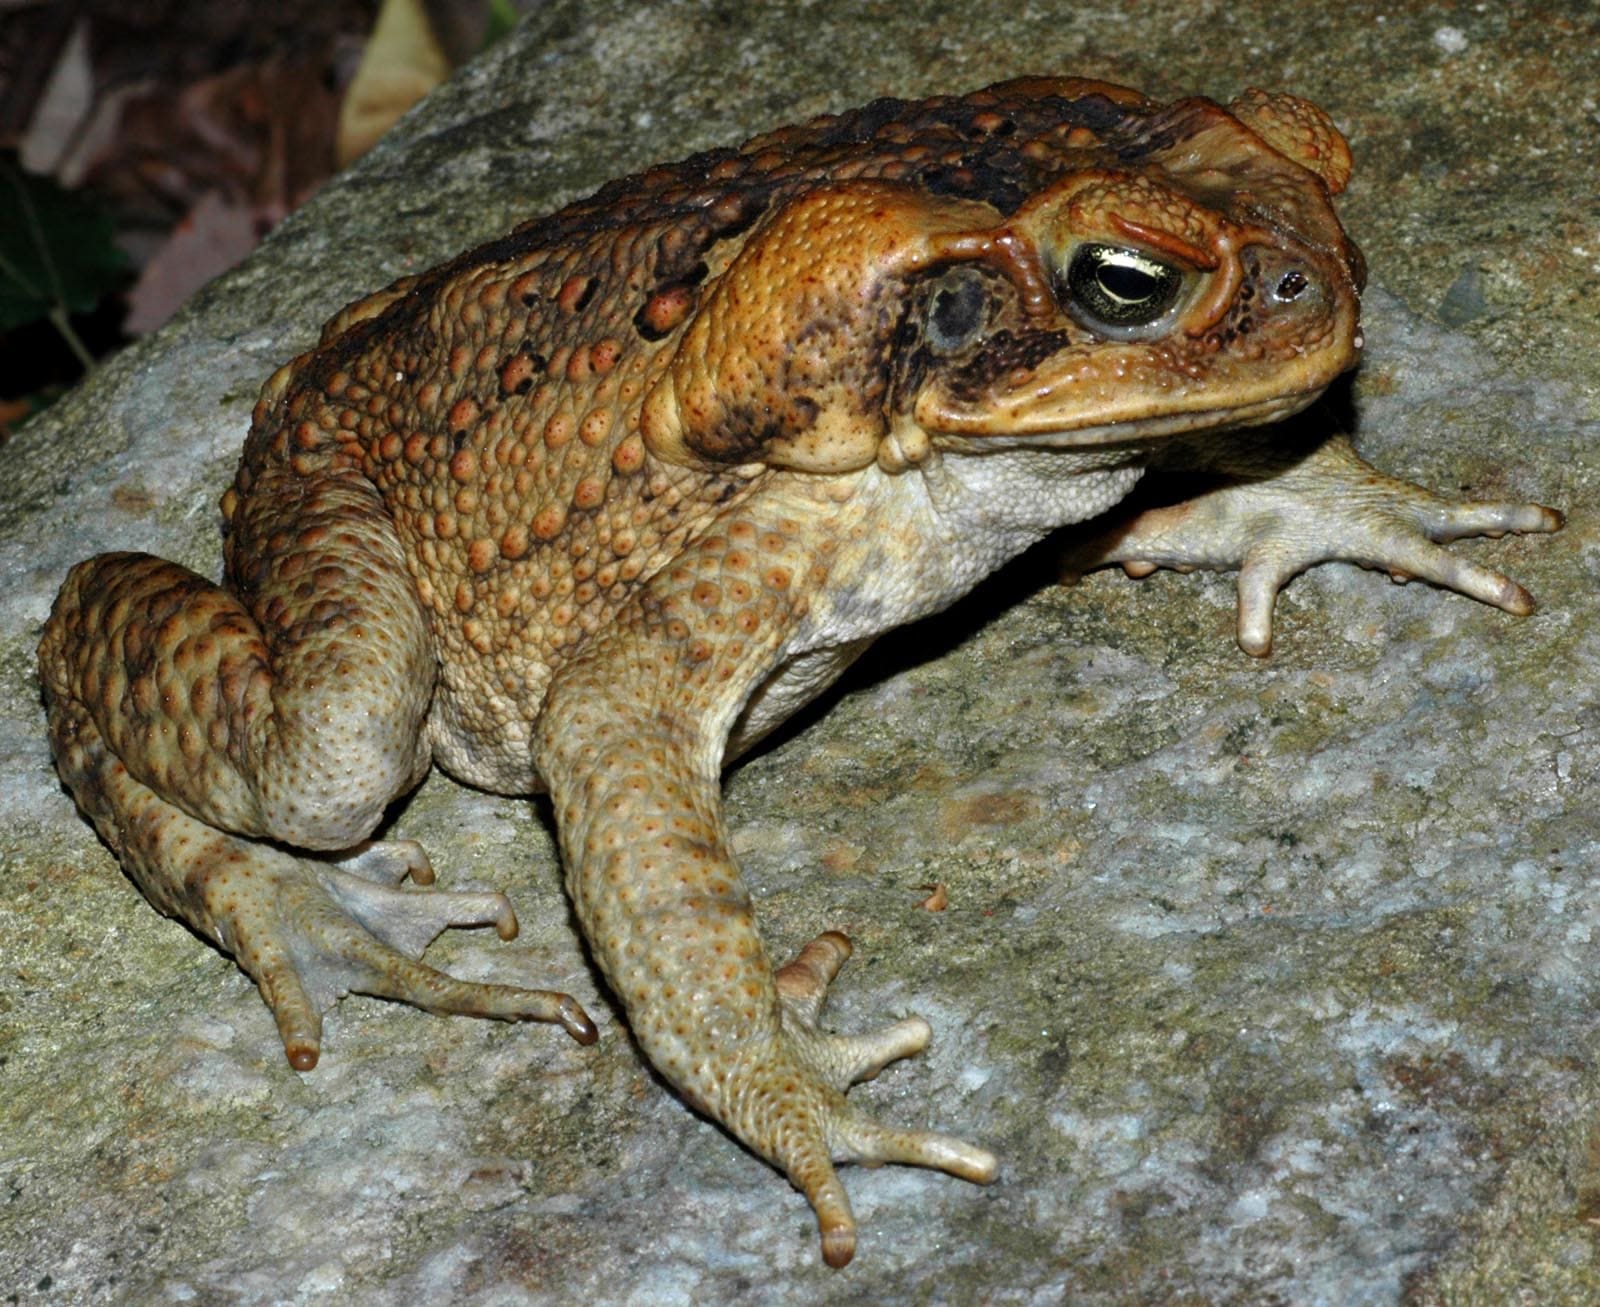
[196,838,597,1070]
[1061,434,1561,655]
[736,931,997,1267]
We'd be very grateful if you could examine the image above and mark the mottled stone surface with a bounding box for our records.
[2,2,1596,1303]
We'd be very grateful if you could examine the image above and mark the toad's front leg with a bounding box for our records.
[1060,432,1562,655]
[534,509,996,1267]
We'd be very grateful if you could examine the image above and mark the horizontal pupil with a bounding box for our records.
[1098,262,1157,302]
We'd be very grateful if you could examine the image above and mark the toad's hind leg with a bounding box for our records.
[38,469,595,1068]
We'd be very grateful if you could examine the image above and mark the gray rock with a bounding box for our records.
[3,2,1596,1303]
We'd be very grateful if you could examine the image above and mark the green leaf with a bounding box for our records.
[0,162,129,332]
[482,0,520,48]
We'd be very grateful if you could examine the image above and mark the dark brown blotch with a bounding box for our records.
[939,328,1073,403]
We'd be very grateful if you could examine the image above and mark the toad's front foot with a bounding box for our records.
[721,932,998,1267]
[199,838,597,1070]
[1061,434,1562,655]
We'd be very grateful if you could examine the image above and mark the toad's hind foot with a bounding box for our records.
[757,931,999,1268]
[206,840,598,1071]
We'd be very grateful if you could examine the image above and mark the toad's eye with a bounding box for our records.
[1063,244,1184,332]
[924,267,990,355]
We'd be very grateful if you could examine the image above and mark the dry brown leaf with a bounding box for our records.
[123,190,273,333]
[0,394,32,444]
[337,0,450,166]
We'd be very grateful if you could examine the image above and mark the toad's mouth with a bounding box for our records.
[910,309,1362,451]
[917,386,1331,455]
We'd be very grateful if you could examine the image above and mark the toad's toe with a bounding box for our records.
[723,931,997,1266]
[198,842,597,1067]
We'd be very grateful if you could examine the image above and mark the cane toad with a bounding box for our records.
[38,78,1560,1266]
